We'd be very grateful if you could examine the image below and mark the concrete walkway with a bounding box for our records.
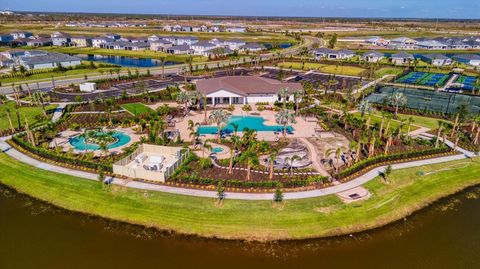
[51,103,67,123]
[0,134,475,200]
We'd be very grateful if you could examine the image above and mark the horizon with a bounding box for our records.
[2,0,479,20]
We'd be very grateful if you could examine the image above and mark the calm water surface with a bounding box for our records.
[77,54,180,67]
[1,185,480,269]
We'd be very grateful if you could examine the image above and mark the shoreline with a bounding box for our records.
[0,153,479,241]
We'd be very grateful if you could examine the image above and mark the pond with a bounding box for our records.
[69,131,131,150]
[77,54,181,68]
[1,184,479,268]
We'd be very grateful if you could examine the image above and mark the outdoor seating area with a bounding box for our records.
[113,144,189,182]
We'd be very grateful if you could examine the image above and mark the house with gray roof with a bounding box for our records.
[416,40,448,50]
[389,37,417,49]
[390,51,414,65]
[190,41,217,55]
[361,51,384,63]
[418,54,452,66]
[313,48,355,60]
[15,51,81,70]
[26,38,52,47]
[166,45,193,55]
[452,54,480,66]
[241,42,264,52]
[150,39,173,51]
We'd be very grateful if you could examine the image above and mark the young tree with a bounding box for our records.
[216,180,225,204]
[274,188,284,203]
[388,92,407,119]
[328,33,338,49]
[357,99,372,118]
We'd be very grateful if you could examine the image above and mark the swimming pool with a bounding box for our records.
[198,116,294,135]
[69,131,131,151]
[211,147,224,153]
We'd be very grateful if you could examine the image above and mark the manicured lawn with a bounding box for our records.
[374,67,404,78]
[1,151,479,241]
[395,114,449,130]
[120,103,154,116]
[352,112,419,132]
[0,101,57,131]
[278,61,365,76]
[0,66,118,84]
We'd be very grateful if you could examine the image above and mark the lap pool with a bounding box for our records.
[198,116,294,135]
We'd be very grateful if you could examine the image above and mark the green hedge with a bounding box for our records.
[337,147,451,179]
[11,134,113,172]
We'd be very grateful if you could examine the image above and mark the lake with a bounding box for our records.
[1,184,479,269]
[77,54,180,68]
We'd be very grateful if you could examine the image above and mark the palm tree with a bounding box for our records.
[4,108,15,133]
[388,92,407,119]
[357,99,372,118]
[275,109,296,142]
[176,91,190,114]
[159,56,166,79]
[268,148,279,180]
[99,142,109,157]
[239,145,259,181]
[0,94,7,105]
[285,154,301,177]
[228,134,240,174]
[208,109,229,142]
[277,88,290,109]
[202,140,212,158]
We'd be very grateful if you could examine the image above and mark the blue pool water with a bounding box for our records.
[198,116,294,135]
[69,131,131,151]
[77,54,180,68]
[211,147,224,153]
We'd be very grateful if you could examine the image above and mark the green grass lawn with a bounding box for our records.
[0,66,118,84]
[1,151,479,241]
[395,114,449,130]
[0,101,57,131]
[374,67,404,78]
[120,103,154,116]
[352,112,419,132]
[278,61,365,76]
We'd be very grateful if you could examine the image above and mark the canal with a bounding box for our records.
[1,185,479,269]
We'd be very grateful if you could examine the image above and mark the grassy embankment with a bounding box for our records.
[0,151,479,241]
[351,112,419,132]
[0,101,57,131]
[277,61,365,76]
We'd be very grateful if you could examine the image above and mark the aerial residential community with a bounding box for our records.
[0,1,480,268]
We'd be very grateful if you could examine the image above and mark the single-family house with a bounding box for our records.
[212,39,246,50]
[451,54,480,66]
[104,33,121,40]
[10,31,33,39]
[16,51,81,70]
[0,34,13,43]
[51,33,71,46]
[196,76,302,105]
[241,42,265,52]
[148,35,161,42]
[166,45,193,55]
[181,26,193,32]
[104,41,149,51]
[204,47,233,58]
[26,38,52,47]
[418,54,452,66]
[70,36,92,47]
[416,40,448,50]
[362,51,384,62]
[92,37,114,48]
[191,41,217,55]
[226,27,246,33]
[390,51,415,65]
[364,36,389,46]
[150,39,173,51]
[389,37,417,49]
[313,48,355,60]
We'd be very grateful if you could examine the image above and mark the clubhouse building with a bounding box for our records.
[196,76,302,105]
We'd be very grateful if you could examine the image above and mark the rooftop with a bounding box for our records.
[196,76,302,96]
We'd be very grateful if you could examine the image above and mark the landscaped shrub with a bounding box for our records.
[337,147,452,179]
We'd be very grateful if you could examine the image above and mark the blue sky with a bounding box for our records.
[2,0,479,19]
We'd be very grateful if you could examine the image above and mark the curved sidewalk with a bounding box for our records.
[0,137,473,200]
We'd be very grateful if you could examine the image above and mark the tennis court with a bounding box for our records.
[454,75,478,91]
[366,86,480,114]
[396,72,450,87]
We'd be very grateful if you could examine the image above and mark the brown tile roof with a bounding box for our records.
[196,76,302,96]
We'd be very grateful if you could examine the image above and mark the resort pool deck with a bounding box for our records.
[198,115,294,135]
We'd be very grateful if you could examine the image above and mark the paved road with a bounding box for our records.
[0,134,474,201]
